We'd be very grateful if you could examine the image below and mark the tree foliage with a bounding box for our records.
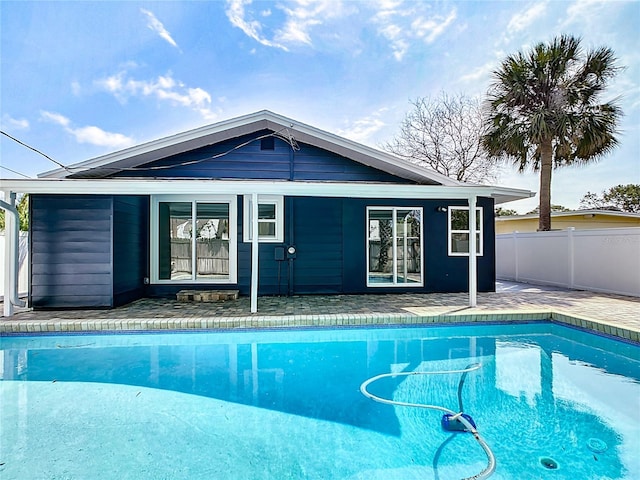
[385,93,500,183]
[579,184,640,212]
[0,194,29,231]
[526,204,571,215]
[482,35,622,230]
[495,207,519,216]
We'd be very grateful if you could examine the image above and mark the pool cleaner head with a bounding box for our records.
[441,413,477,432]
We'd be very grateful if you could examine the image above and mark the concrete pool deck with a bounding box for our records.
[1,281,638,343]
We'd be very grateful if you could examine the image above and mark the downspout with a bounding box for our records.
[1,193,26,316]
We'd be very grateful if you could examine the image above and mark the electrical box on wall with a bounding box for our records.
[274,247,285,261]
[287,245,297,259]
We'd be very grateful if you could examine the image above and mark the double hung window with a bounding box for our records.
[243,195,284,243]
[448,207,483,256]
[367,207,423,287]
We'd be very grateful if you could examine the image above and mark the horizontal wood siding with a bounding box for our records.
[111,130,412,184]
[30,195,114,308]
[292,144,411,183]
[113,196,149,306]
[291,197,343,294]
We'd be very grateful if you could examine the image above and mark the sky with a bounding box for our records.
[1,0,638,213]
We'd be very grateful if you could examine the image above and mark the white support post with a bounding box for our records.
[3,200,13,317]
[468,196,477,307]
[2,191,25,316]
[250,193,259,313]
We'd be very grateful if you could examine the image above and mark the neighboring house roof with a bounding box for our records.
[495,209,640,233]
[496,209,640,222]
[38,110,459,186]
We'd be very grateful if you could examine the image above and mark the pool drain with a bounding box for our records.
[540,457,559,470]
[587,438,608,453]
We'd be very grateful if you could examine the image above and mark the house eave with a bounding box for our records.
[1,178,532,203]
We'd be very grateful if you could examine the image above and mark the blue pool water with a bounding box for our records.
[1,323,639,479]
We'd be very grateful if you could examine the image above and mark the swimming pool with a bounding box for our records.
[1,323,638,479]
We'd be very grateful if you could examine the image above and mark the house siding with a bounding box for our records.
[30,195,114,308]
[111,131,412,184]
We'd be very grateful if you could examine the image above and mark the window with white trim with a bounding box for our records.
[151,195,237,283]
[367,207,423,287]
[448,206,483,256]
[243,195,284,243]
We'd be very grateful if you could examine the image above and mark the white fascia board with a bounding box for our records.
[1,178,533,202]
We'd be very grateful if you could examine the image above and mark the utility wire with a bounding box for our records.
[0,164,32,178]
[85,127,299,174]
[1,126,300,177]
[1,130,71,171]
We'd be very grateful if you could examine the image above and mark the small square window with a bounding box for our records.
[243,195,284,243]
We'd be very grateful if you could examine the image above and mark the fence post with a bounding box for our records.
[513,231,519,282]
[567,227,575,289]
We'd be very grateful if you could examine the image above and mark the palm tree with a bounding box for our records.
[482,35,622,231]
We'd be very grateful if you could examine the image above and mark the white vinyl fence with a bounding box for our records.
[496,227,640,297]
[0,232,29,300]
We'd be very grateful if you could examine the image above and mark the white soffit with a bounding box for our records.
[1,179,533,204]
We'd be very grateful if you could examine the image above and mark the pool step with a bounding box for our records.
[177,290,239,302]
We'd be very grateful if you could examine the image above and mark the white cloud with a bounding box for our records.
[1,114,30,130]
[507,2,547,33]
[225,0,352,51]
[560,0,609,29]
[95,71,218,120]
[460,61,496,84]
[412,9,457,44]
[140,8,180,49]
[337,109,388,144]
[370,1,457,61]
[225,0,289,50]
[40,111,134,148]
[40,111,71,127]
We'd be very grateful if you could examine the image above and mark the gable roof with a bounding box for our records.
[39,110,460,186]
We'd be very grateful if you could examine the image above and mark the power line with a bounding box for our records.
[0,164,31,178]
[1,130,71,171]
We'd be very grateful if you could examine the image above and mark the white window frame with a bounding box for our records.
[366,206,424,288]
[448,206,483,257]
[242,195,284,243]
[150,194,237,284]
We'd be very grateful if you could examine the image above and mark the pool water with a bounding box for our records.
[1,323,638,479]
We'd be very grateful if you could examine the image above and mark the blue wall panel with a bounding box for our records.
[30,195,114,308]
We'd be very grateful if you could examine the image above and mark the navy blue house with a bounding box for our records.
[1,111,531,312]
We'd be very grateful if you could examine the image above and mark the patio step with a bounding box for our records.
[176,290,239,302]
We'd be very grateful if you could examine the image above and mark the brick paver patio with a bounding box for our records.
[1,282,638,342]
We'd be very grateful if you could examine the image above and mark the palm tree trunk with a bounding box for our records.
[538,139,553,231]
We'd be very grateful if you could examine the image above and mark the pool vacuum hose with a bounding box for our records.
[360,363,496,480]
